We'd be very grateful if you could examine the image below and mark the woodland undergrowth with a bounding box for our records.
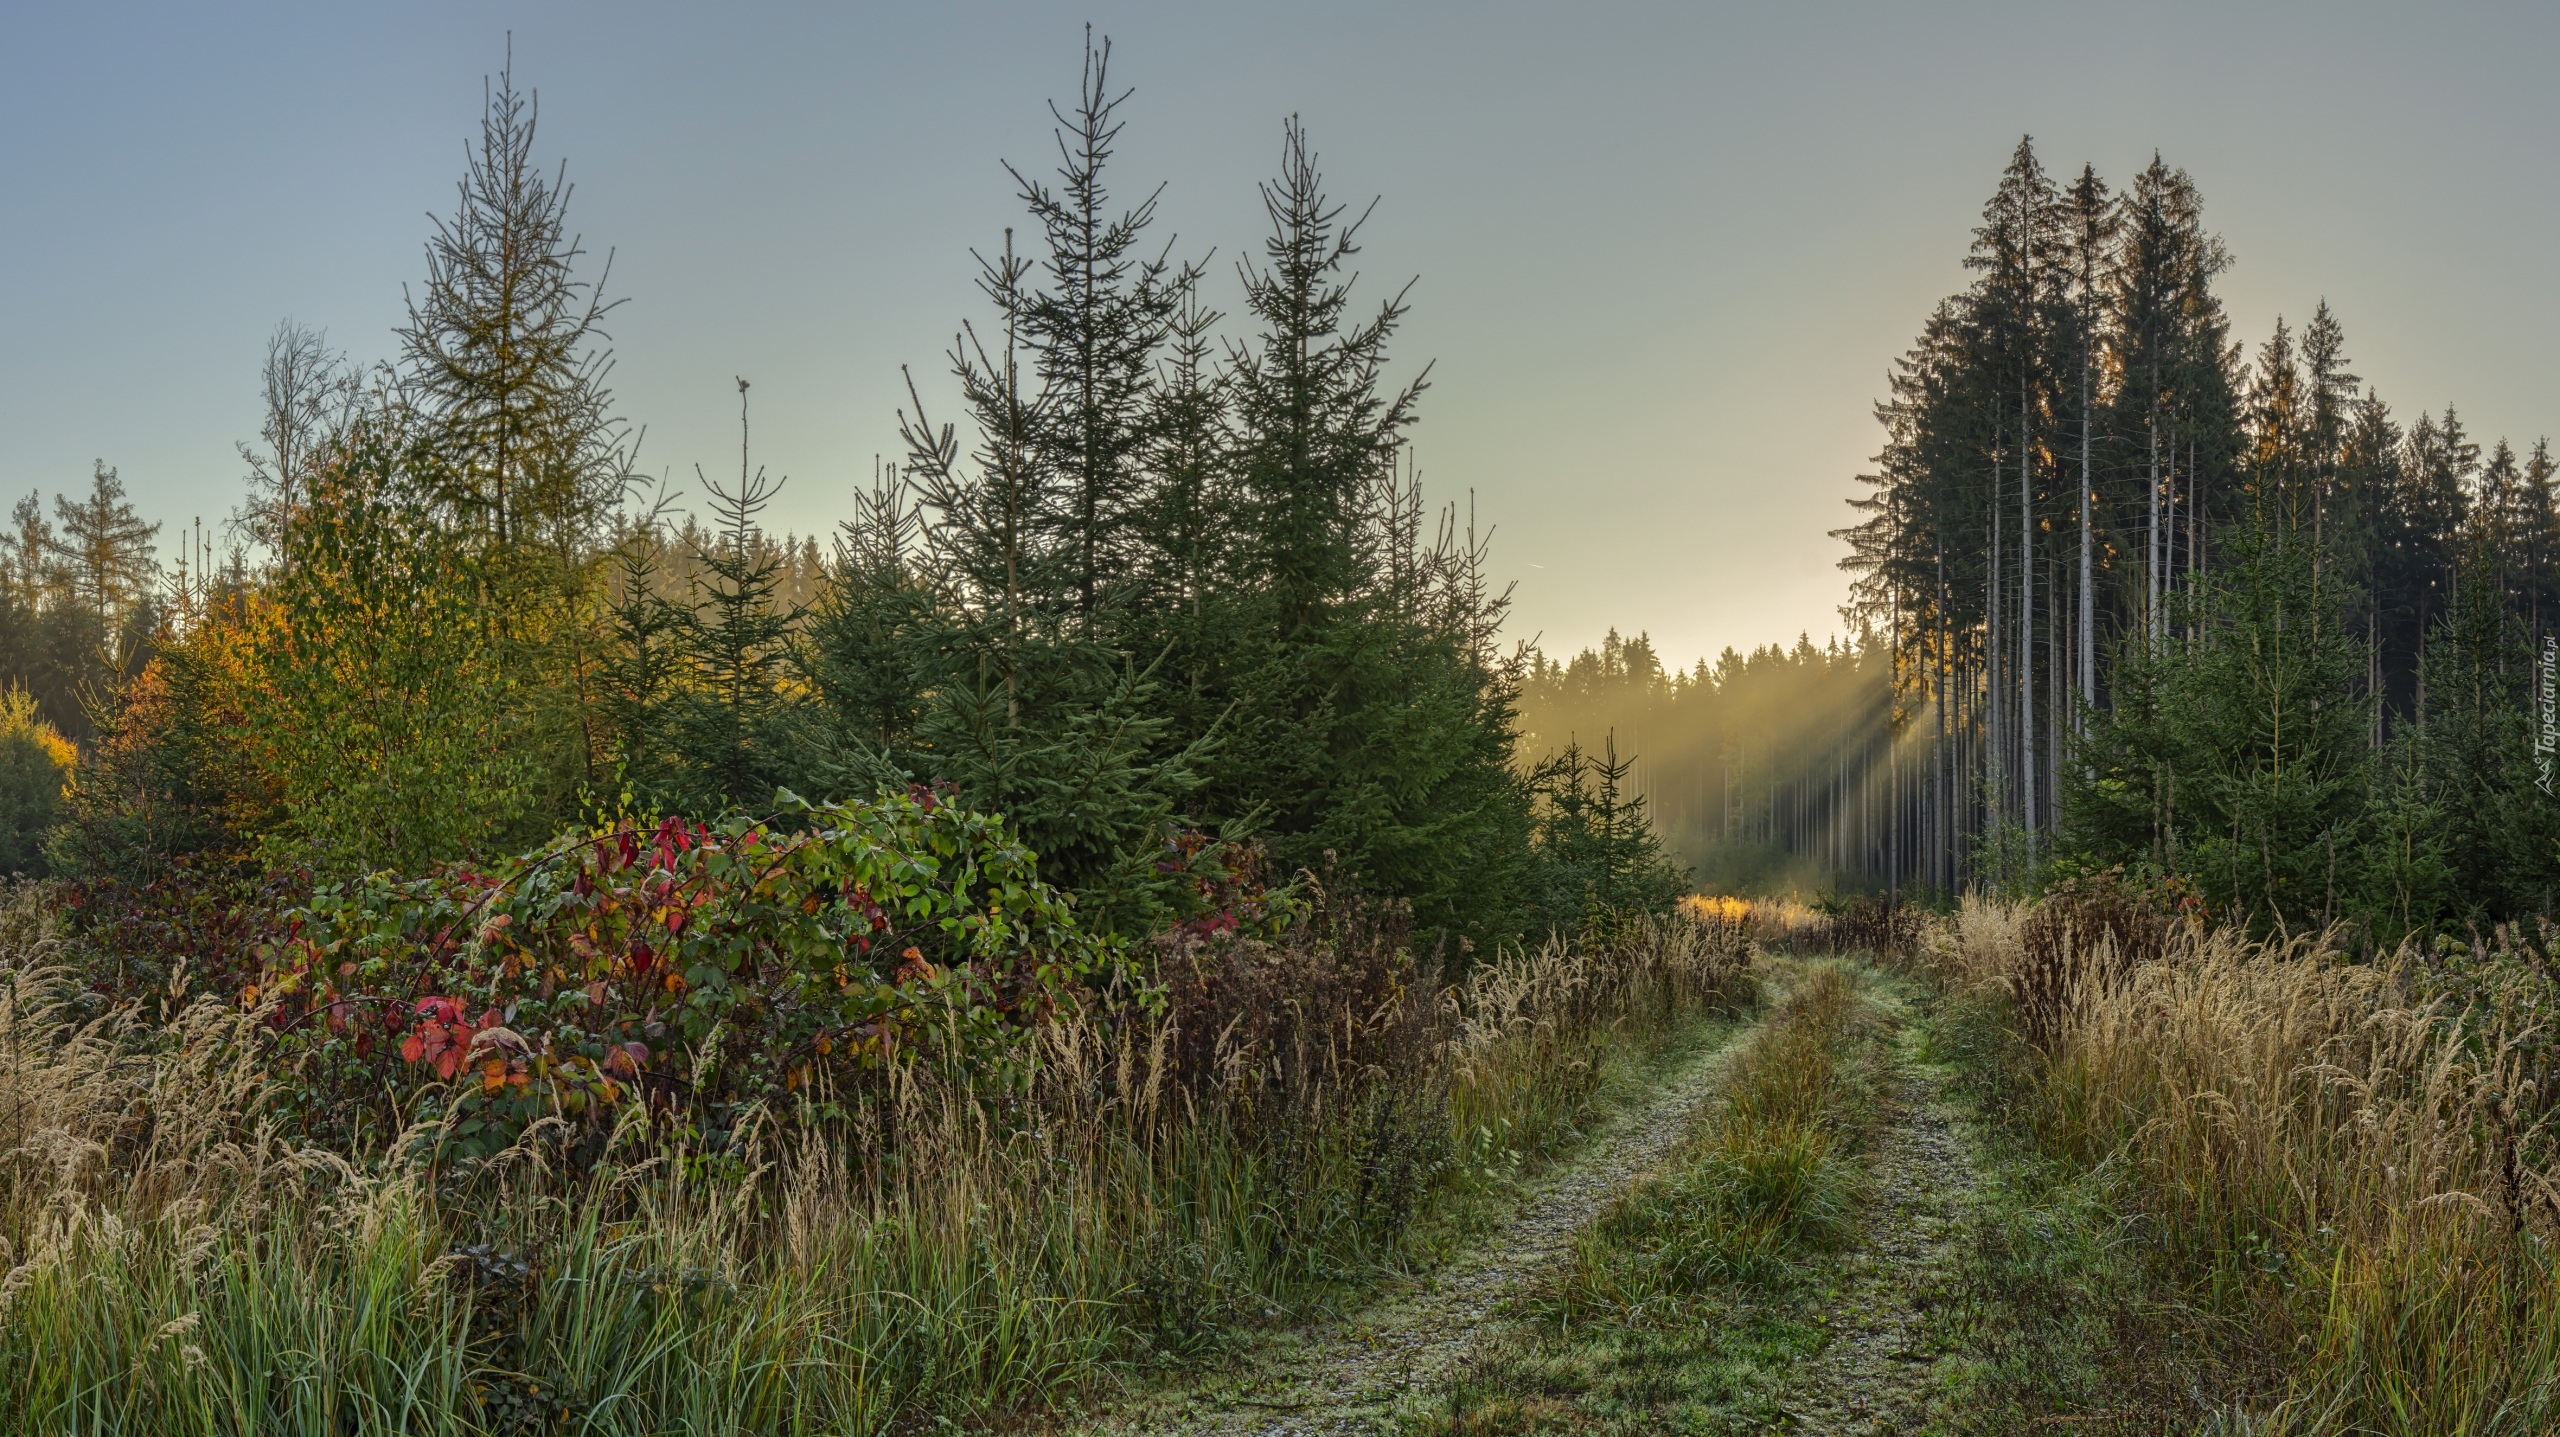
[0,890,1750,1435]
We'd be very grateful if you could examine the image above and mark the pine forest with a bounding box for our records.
[6,33,2560,1436]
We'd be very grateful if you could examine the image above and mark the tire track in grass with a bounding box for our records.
[1077,1007,1768,1437]
[1777,987,1980,1435]
[1379,961,1999,1435]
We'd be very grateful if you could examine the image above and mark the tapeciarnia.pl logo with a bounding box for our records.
[2538,634,2556,796]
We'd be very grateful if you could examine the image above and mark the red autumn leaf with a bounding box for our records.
[400,1033,425,1064]
[434,1049,462,1081]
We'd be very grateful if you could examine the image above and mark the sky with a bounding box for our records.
[3,2,2556,671]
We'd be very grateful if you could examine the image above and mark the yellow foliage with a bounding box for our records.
[1678,894,1754,926]
[0,685,75,775]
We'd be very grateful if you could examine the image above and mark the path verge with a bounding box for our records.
[1400,959,2001,1434]
[1072,1007,1766,1436]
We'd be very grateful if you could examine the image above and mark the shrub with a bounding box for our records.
[2009,867,2180,1047]
[253,786,1116,1160]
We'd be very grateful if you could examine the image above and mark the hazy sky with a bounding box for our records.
[4,2,2555,669]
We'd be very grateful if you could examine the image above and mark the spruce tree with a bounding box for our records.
[1227,119,1426,635]
[664,381,799,812]
[398,47,629,556]
[46,463,159,635]
[2400,537,2560,927]
[1012,29,1188,629]
[2301,300,2358,578]
[2068,517,2370,931]
[2059,164,2116,724]
[2519,438,2560,641]
[1528,733,1691,936]
[1966,137,2062,849]
[796,463,938,792]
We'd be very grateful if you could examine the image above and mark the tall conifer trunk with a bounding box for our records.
[1988,466,2004,828]
[2020,396,2037,845]
[2149,416,2163,643]
[2079,349,2095,722]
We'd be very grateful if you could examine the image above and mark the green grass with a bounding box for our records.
[1407,959,1884,1434]
[1892,980,2249,1435]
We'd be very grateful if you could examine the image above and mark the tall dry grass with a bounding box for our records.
[1922,896,2560,1434]
[0,895,1750,1434]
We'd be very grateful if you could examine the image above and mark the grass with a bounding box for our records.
[0,897,1754,1435]
[1892,979,2234,1434]
[1898,897,2560,1435]
[1410,958,1887,1434]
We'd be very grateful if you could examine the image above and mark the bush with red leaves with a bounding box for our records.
[250,787,1118,1160]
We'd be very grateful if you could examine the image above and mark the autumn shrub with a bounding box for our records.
[1803,891,1925,957]
[243,786,1114,1162]
[2006,867,2179,1048]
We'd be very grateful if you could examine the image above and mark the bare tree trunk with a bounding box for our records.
[2148,416,2162,644]
[1988,472,2005,831]
[2079,347,2095,721]
[2020,397,2037,849]
[2048,545,2062,826]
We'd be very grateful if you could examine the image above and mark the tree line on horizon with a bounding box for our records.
[0,39,1690,954]
[1515,627,1898,895]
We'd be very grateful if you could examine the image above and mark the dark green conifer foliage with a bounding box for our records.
[2059,163,2116,716]
[49,464,160,638]
[1013,29,1188,630]
[0,485,127,745]
[2301,300,2358,567]
[2247,318,2308,527]
[2396,541,2560,927]
[798,466,935,771]
[1227,120,1426,636]
[597,532,687,804]
[2068,518,2371,933]
[2375,407,2478,723]
[2519,438,2560,640]
[664,382,799,812]
[1189,119,1535,949]
[397,50,629,559]
[1528,733,1691,936]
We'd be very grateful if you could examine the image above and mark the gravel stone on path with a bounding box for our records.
[1779,1016,1979,1436]
[1078,1016,1758,1437]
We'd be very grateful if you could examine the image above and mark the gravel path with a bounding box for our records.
[1779,1013,1979,1435]
[1079,1016,1759,1436]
